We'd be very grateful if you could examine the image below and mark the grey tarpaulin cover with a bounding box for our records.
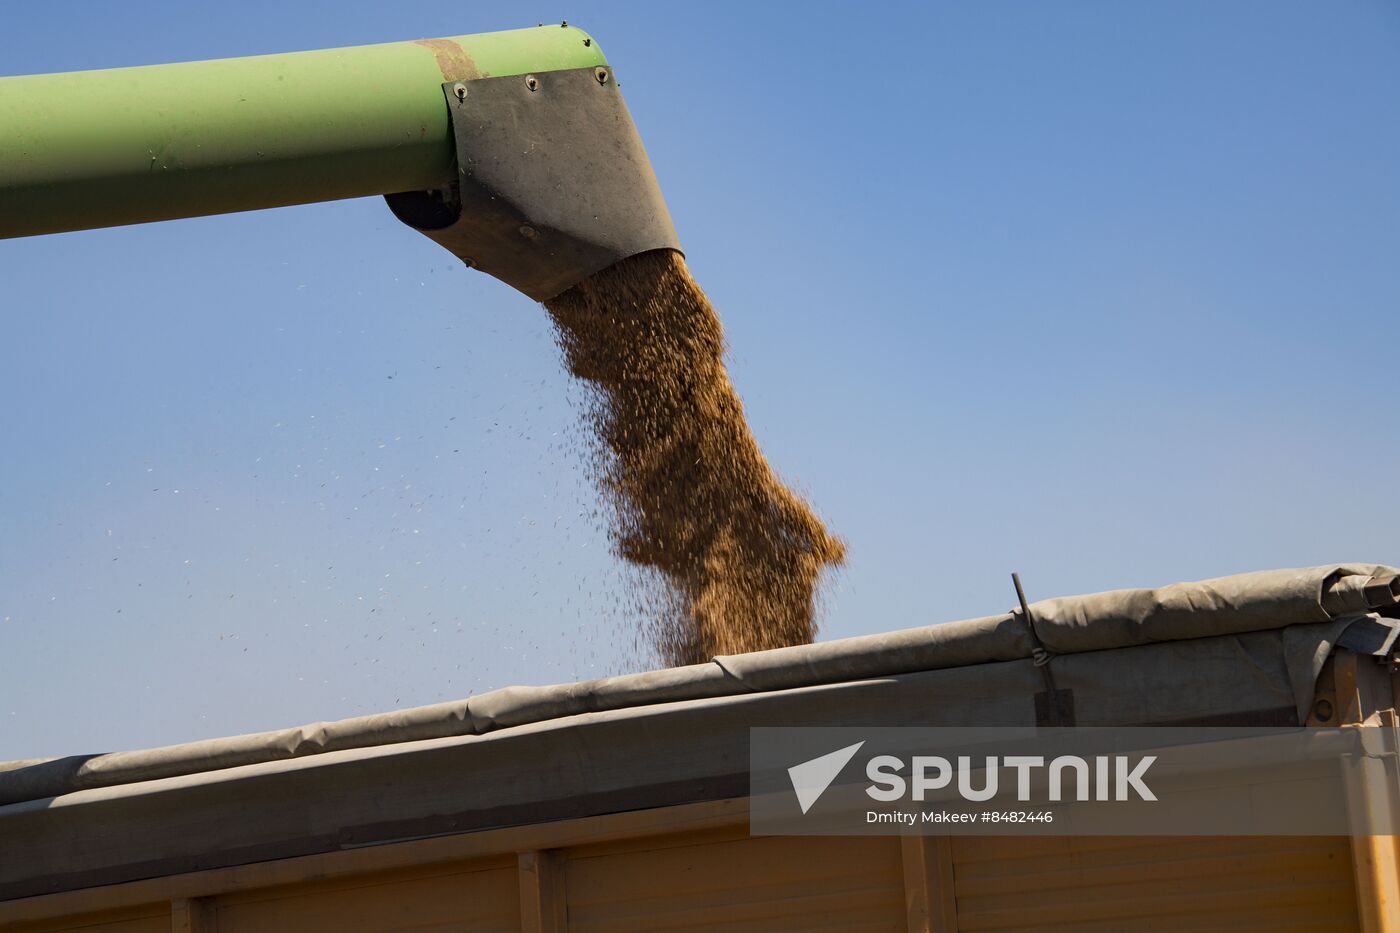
[1,562,1394,809]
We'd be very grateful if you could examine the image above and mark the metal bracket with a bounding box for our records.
[386,66,681,301]
[1364,573,1400,611]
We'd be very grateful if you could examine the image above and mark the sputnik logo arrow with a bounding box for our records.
[787,741,865,814]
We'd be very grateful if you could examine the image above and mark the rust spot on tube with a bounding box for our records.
[414,38,480,82]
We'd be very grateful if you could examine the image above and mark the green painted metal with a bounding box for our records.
[0,26,607,238]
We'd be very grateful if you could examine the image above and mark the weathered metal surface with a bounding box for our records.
[412,38,482,83]
[385,67,681,301]
[0,26,606,238]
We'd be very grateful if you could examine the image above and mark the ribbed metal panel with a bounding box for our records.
[951,835,1358,931]
[565,832,906,932]
[212,864,518,933]
[26,910,169,933]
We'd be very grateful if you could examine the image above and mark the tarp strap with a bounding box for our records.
[1337,614,1400,659]
[1013,573,1063,724]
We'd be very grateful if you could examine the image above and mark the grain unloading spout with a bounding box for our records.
[385,66,680,301]
[0,25,679,300]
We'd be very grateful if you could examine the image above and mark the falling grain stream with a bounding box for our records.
[545,249,845,665]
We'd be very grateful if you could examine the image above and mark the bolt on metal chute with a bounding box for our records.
[0,25,680,300]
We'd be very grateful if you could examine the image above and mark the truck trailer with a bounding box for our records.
[2,563,1397,931]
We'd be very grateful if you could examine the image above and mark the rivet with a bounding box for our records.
[452,83,467,101]
[594,67,610,86]
[462,257,477,269]
[1312,698,1333,722]
[519,225,539,240]
[525,74,539,92]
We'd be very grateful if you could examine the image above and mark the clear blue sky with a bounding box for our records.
[3,1,1397,759]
